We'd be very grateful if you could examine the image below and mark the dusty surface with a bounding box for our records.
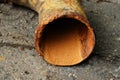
[0,0,120,80]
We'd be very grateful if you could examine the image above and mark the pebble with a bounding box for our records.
[0,56,5,61]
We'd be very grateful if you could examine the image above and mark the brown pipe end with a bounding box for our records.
[35,12,95,66]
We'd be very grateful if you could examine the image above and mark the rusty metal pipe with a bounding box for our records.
[1,0,95,66]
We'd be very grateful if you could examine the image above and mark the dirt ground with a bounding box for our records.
[0,0,120,80]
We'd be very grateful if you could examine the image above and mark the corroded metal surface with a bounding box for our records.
[0,0,95,66]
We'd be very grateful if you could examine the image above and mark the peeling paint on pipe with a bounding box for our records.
[1,0,95,66]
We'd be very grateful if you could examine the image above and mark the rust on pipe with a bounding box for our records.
[1,0,95,66]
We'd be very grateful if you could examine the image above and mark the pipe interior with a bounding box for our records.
[39,18,93,65]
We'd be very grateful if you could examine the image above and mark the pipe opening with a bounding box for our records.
[39,18,94,65]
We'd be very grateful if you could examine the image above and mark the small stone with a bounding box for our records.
[7,50,12,53]
[0,56,5,61]
[116,38,120,41]
[19,47,25,51]
[68,73,72,77]
[73,74,77,78]
[114,49,117,52]
[110,78,114,80]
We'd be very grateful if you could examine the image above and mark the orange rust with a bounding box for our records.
[64,0,72,5]
[2,0,95,66]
